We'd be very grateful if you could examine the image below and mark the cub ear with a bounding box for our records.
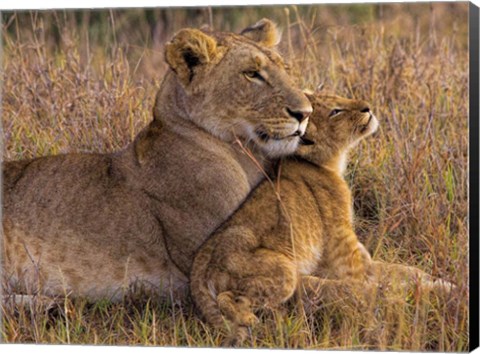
[240,18,281,47]
[302,88,315,100]
[165,28,218,86]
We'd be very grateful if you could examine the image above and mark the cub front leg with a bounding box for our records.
[300,240,375,307]
[368,260,456,294]
[322,231,371,281]
[300,275,375,302]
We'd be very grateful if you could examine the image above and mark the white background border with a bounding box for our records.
[1,0,479,10]
[0,1,478,354]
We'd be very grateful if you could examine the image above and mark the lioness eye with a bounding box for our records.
[329,109,343,117]
[244,71,265,82]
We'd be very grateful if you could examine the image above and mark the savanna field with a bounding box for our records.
[0,3,470,350]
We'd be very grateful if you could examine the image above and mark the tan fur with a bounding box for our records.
[300,259,455,316]
[1,20,312,301]
[190,93,380,345]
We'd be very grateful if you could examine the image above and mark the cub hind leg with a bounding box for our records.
[191,227,297,346]
[216,249,296,346]
[216,248,297,323]
[232,249,297,308]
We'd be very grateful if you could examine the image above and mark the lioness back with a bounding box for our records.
[3,151,184,298]
[2,19,311,300]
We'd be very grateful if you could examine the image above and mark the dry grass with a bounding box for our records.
[1,3,469,350]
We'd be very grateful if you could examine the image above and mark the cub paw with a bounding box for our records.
[235,296,258,326]
[222,326,249,347]
[239,312,259,326]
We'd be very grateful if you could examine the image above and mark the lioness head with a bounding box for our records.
[156,19,312,157]
[297,92,379,168]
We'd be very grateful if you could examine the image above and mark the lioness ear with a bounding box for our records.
[240,18,282,47]
[165,28,218,86]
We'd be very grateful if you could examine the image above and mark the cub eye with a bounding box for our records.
[329,109,344,117]
[244,71,265,82]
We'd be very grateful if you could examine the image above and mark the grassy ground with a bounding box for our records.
[1,3,469,350]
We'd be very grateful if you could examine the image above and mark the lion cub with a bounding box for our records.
[190,92,379,344]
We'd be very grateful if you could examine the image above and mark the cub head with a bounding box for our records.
[157,19,312,157]
[296,92,379,170]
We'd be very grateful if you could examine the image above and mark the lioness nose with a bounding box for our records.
[285,107,312,122]
[361,107,370,113]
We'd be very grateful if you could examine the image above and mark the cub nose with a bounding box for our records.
[361,107,370,113]
[285,106,312,122]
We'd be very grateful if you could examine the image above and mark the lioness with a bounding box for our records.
[190,92,454,345]
[2,19,312,300]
